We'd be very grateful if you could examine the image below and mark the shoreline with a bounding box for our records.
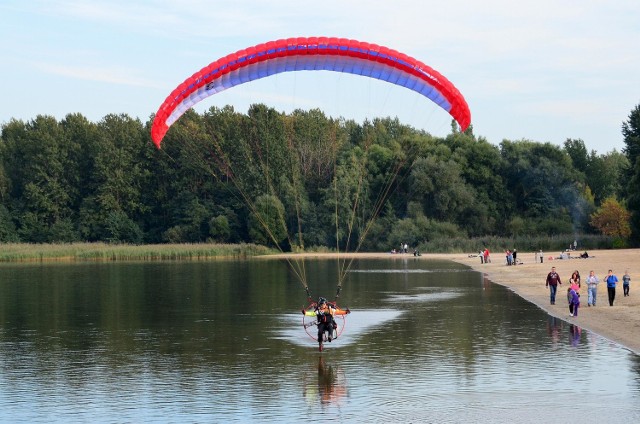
[267,249,640,355]
[446,249,639,355]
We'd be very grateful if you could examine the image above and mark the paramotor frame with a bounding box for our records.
[302,301,347,342]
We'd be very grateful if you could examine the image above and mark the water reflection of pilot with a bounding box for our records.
[303,357,347,405]
[317,356,337,402]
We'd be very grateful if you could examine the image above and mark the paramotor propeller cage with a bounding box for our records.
[302,301,346,342]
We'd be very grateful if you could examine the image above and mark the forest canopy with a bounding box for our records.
[0,103,638,250]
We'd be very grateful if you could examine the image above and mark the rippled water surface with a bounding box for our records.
[0,258,638,423]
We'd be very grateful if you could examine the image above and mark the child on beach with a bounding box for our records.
[585,270,599,306]
[567,276,580,315]
[569,288,580,317]
[569,270,581,290]
[623,270,631,297]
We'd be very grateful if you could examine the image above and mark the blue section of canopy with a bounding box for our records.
[167,55,449,126]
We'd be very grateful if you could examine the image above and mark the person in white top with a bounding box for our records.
[586,270,599,307]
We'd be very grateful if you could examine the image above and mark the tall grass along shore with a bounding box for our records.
[0,243,275,262]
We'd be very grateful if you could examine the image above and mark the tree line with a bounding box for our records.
[0,103,638,249]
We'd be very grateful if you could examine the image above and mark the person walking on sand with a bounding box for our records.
[546,266,562,305]
[622,269,631,297]
[605,269,618,306]
[586,270,599,306]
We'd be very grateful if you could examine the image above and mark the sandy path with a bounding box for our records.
[265,249,639,354]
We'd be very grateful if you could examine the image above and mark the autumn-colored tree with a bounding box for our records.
[589,197,631,238]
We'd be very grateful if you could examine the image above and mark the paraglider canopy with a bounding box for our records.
[151,36,471,147]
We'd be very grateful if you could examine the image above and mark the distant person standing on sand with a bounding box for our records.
[622,270,631,297]
[483,248,490,264]
[605,269,618,306]
[585,270,599,306]
[546,266,562,305]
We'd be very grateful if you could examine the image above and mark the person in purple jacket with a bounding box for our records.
[569,288,580,317]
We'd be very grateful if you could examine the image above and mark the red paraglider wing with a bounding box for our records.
[151,36,471,147]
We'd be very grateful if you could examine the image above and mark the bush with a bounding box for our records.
[48,218,80,243]
[209,215,231,242]
[0,205,19,242]
[105,211,143,244]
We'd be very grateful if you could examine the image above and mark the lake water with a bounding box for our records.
[0,257,638,423]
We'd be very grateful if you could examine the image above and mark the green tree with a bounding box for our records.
[152,109,221,243]
[506,216,526,237]
[628,158,640,243]
[444,132,507,235]
[564,138,589,173]
[209,215,231,242]
[622,103,640,242]
[78,114,149,241]
[248,194,288,249]
[324,145,371,251]
[0,156,18,241]
[500,140,588,234]
[105,210,143,244]
[622,104,640,166]
[1,115,83,242]
[0,204,18,242]
[409,156,474,224]
[585,149,629,204]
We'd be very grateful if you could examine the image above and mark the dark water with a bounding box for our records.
[0,257,638,423]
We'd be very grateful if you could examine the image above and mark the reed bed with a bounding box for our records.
[0,243,276,262]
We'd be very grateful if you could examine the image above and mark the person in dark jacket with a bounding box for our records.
[545,266,562,305]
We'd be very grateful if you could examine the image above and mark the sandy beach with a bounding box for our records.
[446,248,639,355]
[267,248,639,354]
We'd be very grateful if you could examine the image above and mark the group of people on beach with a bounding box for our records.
[504,249,518,265]
[390,243,422,256]
[479,248,491,264]
[545,267,632,315]
[391,243,409,254]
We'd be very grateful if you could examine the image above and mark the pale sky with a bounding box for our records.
[1,0,638,154]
